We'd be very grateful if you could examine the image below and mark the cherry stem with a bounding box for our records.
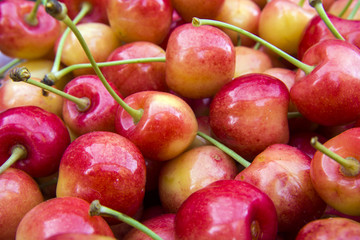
[0,145,27,175]
[9,67,90,111]
[338,0,353,18]
[310,136,360,176]
[89,200,164,240]
[347,0,360,20]
[287,111,303,119]
[309,0,345,40]
[197,131,251,168]
[0,58,23,78]
[49,57,166,82]
[298,0,306,7]
[192,18,315,75]
[253,42,261,50]
[25,0,42,26]
[51,1,92,74]
[45,0,143,123]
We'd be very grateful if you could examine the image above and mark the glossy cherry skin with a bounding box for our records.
[295,217,360,240]
[291,39,360,126]
[298,14,360,60]
[106,0,173,44]
[115,91,198,161]
[288,132,328,159]
[102,41,168,98]
[171,0,225,22]
[56,131,146,220]
[0,168,44,240]
[310,127,360,216]
[0,106,70,178]
[236,144,326,233]
[46,233,116,240]
[0,0,61,59]
[16,197,115,240]
[62,75,122,137]
[166,23,235,99]
[174,180,278,240]
[59,0,109,24]
[210,73,290,160]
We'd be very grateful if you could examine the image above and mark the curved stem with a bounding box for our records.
[309,0,345,40]
[0,58,23,78]
[45,0,143,123]
[25,0,42,26]
[311,136,360,176]
[197,131,251,168]
[192,18,315,75]
[347,0,360,20]
[0,145,27,175]
[338,0,353,18]
[52,57,166,81]
[51,1,92,74]
[89,200,163,240]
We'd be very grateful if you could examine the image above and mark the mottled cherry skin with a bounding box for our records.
[0,168,44,240]
[210,73,290,160]
[158,145,239,213]
[16,197,114,240]
[298,14,360,60]
[123,214,175,240]
[175,180,278,240]
[46,233,116,240]
[310,127,360,216]
[295,217,360,240]
[102,41,168,98]
[106,0,173,44]
[0,0,61,59]
[235,144,326,233]
[166,23,235,99]
[59,0,109,24]
[115,91,198,161]
[62,75,122,137]
[56,131,146,220]
[0,106,70,178]
[291,39,360,126]
[171,0,225,22]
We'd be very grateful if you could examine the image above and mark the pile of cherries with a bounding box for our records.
[0,0,360,239]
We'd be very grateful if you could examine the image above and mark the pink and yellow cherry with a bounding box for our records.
[102,41,167,98]
[215,0,261,47]
[166,23,235,99]
[16,197,115,240]
[0,168,44,240]
[258,0,316,56]
[310,128,360,216]
[328,0,360,20]
[158,145,239,213]
[0,0,61,59]
[45,233,117,240]
[0,105,71,178]
[106,0,173,44]
[59,22,120,76]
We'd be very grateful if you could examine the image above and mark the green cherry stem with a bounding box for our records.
[0,58,23,78]
[253,42,261,50]
[89,200,163,240]
[197,131,251,168]
[298,0,306,8]
[45,0,143,123]
[309,0,345,40]
[287,111,303,119]
[338,0,353,18]
[25,0,42,26]
[10,67,90,111]
[50,1,92,74]
[310,136,360,177]
[347,0,360,20]
[50,57,166,82]
[192,18,315,75]
[0,145,27,175]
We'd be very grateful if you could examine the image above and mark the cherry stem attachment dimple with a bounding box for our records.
[197,131,251,168]
[310,136,360,177]
[25,0,42,26]
[45,0,143,123]
[50,1,92,74]
[9,67,90,111]
[309,0,345,40]
[347,0,360,20]
[192,18,315,75]
[0,145,27,175]
[89,200,164,240]
[338,0,353,18]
